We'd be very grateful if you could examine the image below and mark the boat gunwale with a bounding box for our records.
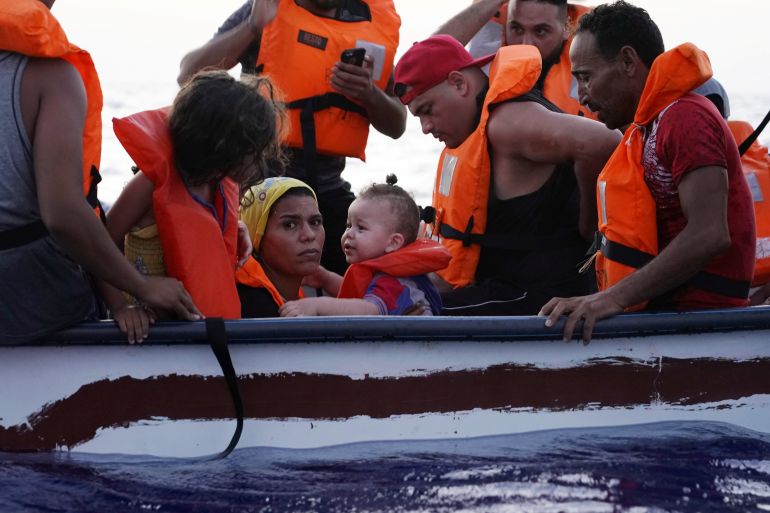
[19,306,770,345]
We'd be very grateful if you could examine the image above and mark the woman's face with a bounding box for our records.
[259,194,324,278]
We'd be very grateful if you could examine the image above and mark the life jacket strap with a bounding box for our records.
[287,93,368,181]
[439,221,585,252]
[0,219,48,250]
[599,235,751,299]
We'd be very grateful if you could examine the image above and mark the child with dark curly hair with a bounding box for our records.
[102,70,285,340]
[280,175,450,317]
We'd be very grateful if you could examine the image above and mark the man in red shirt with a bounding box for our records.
[540,0,756,341]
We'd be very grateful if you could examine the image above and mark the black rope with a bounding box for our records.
[205,317,243,459]
[739,107,770,156]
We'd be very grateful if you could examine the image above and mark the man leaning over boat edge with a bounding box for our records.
[0,0,201,344]
[540,1,756,342]
[393,35,620,316]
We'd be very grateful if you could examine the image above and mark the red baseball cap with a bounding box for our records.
[394,35,495,105]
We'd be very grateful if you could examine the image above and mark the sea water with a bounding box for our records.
[2,421,770,512]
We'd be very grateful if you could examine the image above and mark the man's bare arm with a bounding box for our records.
[604,166,731,307]
[178,0,278,85]
[540,165,732,342]
[434,0,506,45]
[488,102,621,239]
[359,73,406,139]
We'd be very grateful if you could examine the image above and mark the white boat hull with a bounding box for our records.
[2,310,769,457]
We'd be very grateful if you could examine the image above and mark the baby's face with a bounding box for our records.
[341,198,402,264]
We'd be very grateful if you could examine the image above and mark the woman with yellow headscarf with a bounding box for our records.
[237,177,325,317]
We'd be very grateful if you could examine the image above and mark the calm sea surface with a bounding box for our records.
[2,421,770,512]
[12,1,770,510]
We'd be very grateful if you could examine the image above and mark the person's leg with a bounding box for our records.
[317,185,355,276]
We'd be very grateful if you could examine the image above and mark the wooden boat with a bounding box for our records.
[2,307,769,458]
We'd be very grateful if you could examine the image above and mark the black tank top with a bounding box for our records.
[475,91,590,286]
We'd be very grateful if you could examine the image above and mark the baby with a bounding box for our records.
[279,176,450,317]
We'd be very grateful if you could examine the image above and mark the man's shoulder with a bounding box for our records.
[23,57,84,99]
[657,93,727,138]
[487,100,552,137]
[664,93,723,121]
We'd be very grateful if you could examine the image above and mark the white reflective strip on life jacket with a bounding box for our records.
[439,154,459,197]
[746,171,765,202]
[599,179,608,226]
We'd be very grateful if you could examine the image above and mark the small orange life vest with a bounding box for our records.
[594,43,750,309]
[729,120,770,286]
[491,2,595,118]
[426,45,541,288]
[0,0,104,216]
[236,255,305,307]
[113,108,241,319]
[257,0,400,161]
[337,239,451,299]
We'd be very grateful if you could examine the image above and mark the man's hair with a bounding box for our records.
[358,175,420,245]
[518,0,568,19]
[576,0,664,69]
[169,70,286,194]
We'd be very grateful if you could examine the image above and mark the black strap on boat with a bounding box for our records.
[597,234,751,299]
[287,93,368,179]
[0,219,48,251]
[738,107,770,156]
[205,317,243,459]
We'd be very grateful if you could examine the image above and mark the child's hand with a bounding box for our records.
[113,304,156,344]
[236,220,253,268]
[279,298,319,317]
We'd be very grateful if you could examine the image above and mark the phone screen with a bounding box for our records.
[341,48,366,67]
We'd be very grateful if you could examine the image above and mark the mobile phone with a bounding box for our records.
[340,47,366,67]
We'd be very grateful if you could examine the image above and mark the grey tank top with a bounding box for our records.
[0,52,96,343]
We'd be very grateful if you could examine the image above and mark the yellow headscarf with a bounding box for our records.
[240,177,317,252]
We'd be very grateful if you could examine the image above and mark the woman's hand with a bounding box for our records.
[113,304,156,344]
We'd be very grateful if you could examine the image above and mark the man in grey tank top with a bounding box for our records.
[0,0,202,343]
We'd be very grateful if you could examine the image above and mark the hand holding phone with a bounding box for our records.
[340,48,366,67]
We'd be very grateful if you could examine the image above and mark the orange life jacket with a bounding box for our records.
[337,239,451,299]
[729,120,770,286]
[257,0,400,161]
[0,0,104,217]
[426,45,541,288]
[236,255,305,307]
[491,2,594,118]
[113,108,241,319]
[594,43,750,309]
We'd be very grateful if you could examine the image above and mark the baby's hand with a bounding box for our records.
[279,298,319,317]
[113,304,156,344]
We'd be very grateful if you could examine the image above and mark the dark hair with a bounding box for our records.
[518,0,568,19]
[169,70,286,194]
[358,174,420,244]
[576,1,664,69]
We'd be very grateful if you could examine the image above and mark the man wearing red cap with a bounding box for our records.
[394,34,619,315]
